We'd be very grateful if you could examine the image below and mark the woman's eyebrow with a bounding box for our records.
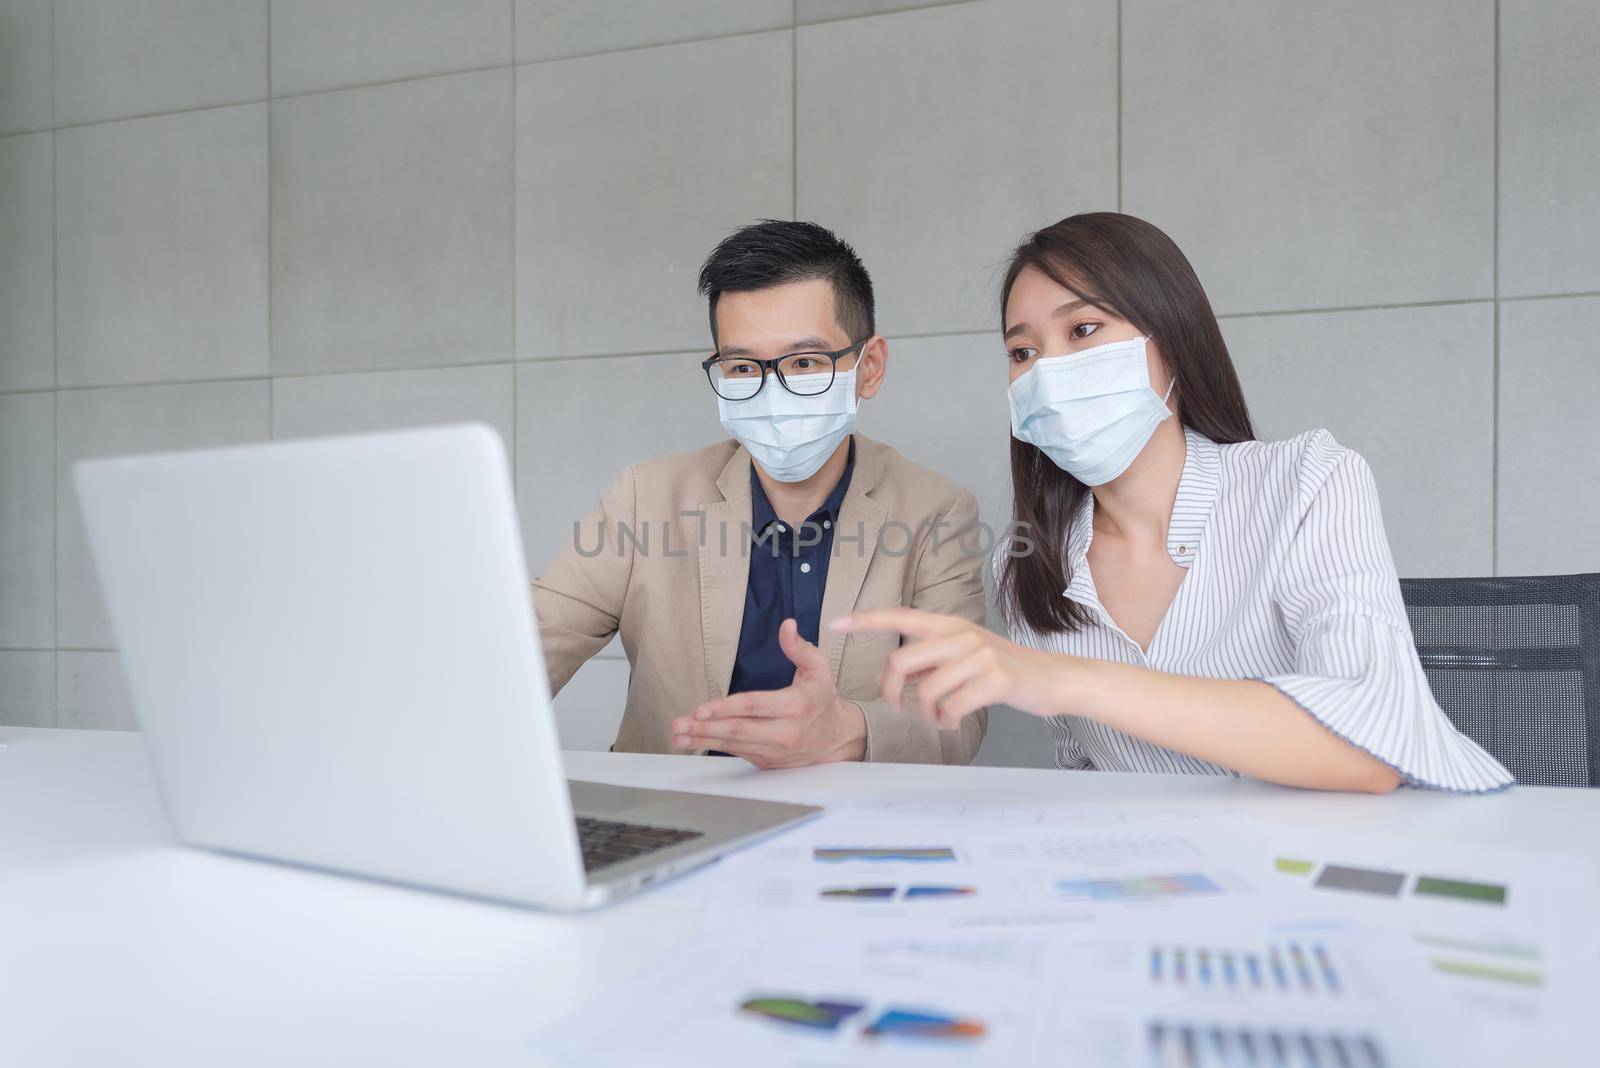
[1004,298,1092,340]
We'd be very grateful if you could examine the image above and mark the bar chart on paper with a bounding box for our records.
[1148,939,1344,998]
[1145,1019,1388,1068]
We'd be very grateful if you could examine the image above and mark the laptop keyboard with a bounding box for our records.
[575,815,704,873]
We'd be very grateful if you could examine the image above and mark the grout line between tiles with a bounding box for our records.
[47,94,271,134]
[18,3,996,146]
[46,0,54,129]
[511,0,519,478]
[519,25,789,67]
[266,0,274,436]
[9,284,1600,403]
[49,1,56,395]
[49,0,59,710]
[1213,297,1495,321]
[791,0,798,220]
[270,60,515,103]
[1115,0,1122,211]
[10,278,1600,407]
[1490,0,1500,576]
[795,0,980,31]
[1497,290,1600,304]
[49,393,59,727]
[4,646,116,655]
[19,374,277,396]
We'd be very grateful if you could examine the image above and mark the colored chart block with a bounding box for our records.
[817,884,976,901]
[740,997,865,1032]
[1429,958,1543,987]
[1274,857,1315,875]
[1414,875,1507,906]
[863,1008,987,1042]
[819,886,896,900]
[1056,872,1222,903]
[1416,934,1538,960]
[813,847,956,863]
[1313,864,1406,897]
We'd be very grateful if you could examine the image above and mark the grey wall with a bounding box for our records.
[1,1,1596,768]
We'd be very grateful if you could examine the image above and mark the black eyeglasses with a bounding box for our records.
[701,338,869,401]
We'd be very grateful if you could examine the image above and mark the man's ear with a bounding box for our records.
[856,336,888,400]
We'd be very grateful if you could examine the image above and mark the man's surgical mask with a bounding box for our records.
[1007,336,1174,486]
[718,369,858,483]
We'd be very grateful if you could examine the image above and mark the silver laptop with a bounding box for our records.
[73,423,819,910]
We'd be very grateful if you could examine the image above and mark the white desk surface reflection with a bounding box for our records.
[3,726,1597,1067]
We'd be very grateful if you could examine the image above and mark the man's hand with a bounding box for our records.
[670,618,868,768]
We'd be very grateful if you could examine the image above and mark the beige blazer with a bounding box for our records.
[533,433,988,764]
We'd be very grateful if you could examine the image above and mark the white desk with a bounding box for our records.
[4,726,1598,1067]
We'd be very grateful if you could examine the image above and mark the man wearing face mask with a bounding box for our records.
[531,220,988,767]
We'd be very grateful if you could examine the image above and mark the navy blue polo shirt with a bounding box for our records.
[727,441,855,695]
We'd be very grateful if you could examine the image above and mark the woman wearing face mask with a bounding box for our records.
[831,213,1512,794]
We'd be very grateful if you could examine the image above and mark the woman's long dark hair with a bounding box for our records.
[997,213,1256,635]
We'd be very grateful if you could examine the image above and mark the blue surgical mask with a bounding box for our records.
[1007,336,1174,486]
[718,369,858,483]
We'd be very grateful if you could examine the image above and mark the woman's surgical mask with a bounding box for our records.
[718,369,858,483]
[1006,336,1174,486]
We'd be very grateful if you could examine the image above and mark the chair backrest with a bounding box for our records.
[1399,574,1600,788]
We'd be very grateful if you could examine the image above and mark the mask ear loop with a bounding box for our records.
[1145,337,1184,409]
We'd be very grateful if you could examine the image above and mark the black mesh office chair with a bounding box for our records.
[1399,574,1600,787]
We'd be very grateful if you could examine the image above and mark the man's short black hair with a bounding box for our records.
[697,220,875,345]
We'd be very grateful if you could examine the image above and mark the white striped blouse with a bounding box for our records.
[1008,425,1514,794]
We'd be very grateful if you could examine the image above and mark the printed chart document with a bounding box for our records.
[1248,826,1594,1065]
[537,933,1051,1067]
[697,809,1268,933]
[538,808,1591,1066]
[534,920,1466,1067]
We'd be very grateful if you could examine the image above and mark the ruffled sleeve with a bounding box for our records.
[1258,434,1514,793]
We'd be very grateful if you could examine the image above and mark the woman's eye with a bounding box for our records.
[1072,322,1100,340]
[1009,347,1037,364]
